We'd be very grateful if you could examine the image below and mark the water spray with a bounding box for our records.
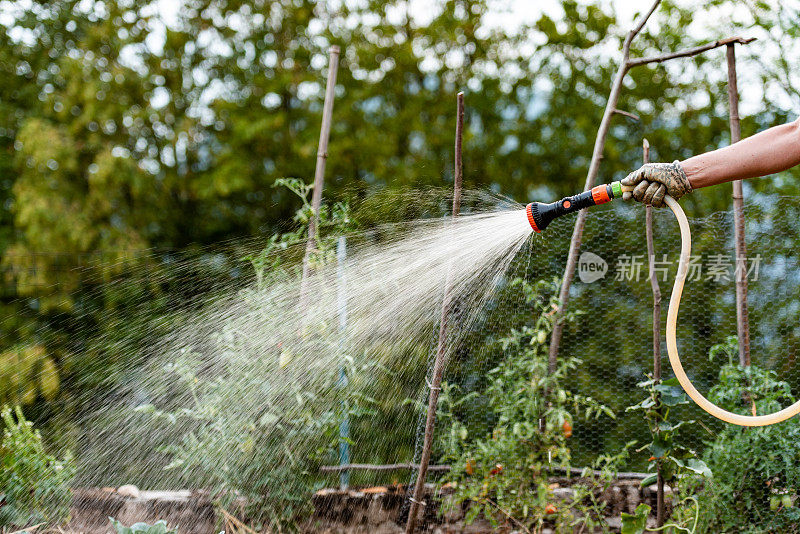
[525,183,800,427]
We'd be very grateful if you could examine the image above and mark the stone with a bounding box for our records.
[625,484,641,513]
[374,520,404,533]
[116,485,140,499]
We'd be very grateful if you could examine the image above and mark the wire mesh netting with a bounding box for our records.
[7,190,800,519]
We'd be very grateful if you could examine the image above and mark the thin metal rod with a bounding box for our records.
[405,92,464,534]
[643,139,665,527]
[301,45,340,294]
[726,43,751,367]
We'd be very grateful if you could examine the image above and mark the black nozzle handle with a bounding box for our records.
[527,183,618,232]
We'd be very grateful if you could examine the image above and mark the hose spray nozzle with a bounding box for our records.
[526,181,625,232]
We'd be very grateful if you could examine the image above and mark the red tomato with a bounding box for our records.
[562,420,573,438]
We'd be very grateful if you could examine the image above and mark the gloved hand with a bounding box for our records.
[621,160,692,208]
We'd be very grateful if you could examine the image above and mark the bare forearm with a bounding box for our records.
[681,119,800,189]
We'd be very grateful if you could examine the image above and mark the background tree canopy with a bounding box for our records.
[0,0,798,455]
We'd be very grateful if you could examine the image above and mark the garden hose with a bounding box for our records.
[526,183,800,427]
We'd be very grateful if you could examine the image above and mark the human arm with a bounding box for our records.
[682,117,800,188]
[622,118,800,206]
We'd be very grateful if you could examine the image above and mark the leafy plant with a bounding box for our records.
[676,338,800,533]
[620,503,650,534]
[244,178,354,287]
[439,278,616,531]
[109,518,178,534]
[0,405,75,527]
[620,497,701,534]
[570,445,637,533]
[626,375,711,487]
[623,368,709,533]
[136,186,371,531]
[137,348,375,530]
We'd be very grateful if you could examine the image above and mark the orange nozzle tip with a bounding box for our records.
[526,203,540,233]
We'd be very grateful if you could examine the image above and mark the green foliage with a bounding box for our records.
[439,278,616,531]
[0,405,75,527]
[570,446,638,533]
[109,518,178,534]
[0,345,59,406]
[135,191,372,530]
[136,350,374,530]
[244,177,355,287]
[676,339,800,533]
[620,503,650,534]
[627,375,711,488]
[0,0,799,502]
[623,363,709,534]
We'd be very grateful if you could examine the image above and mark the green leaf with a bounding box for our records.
[684,458,712,477]
[650,435,671,459]
[621,503,651,534]
[655,384,688,406]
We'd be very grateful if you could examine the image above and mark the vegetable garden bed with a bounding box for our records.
[59,478,663,534]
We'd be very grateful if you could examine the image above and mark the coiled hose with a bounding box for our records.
[663,195,800,426]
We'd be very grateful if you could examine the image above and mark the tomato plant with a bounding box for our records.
[438,278,617,532]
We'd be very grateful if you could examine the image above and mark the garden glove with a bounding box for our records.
[621,160,692,208]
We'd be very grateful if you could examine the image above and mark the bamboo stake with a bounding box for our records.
[405,92,465,534]
[300,45,340,301]
[726,43,751,367]
[643,139,665,527]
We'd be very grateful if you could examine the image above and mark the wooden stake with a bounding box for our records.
[301,45,340,296]
[726,43,751,367]
[643,139,665,527]
[405,92,464,534]
[548,0,661,372]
